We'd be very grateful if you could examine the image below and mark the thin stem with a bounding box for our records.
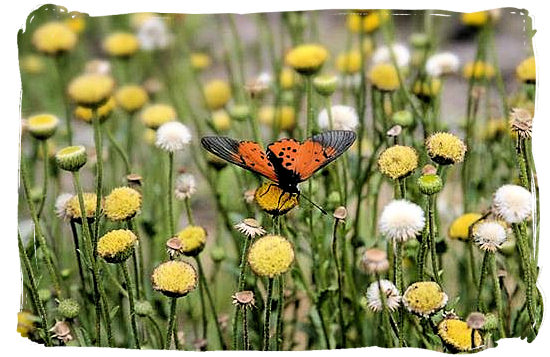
[427,195,441,284]
[105,127,131,174]
[488,252,506,338]
[263,277,275,351]
[243,308,250,350]
[332,219,346,348]
[92,109,104,244]
[121,262,141,349]
[184,197,195,225]
[165,297,178,350]
[232,237,252,349]
[37,140,49,218]
[275,275,285,350]
[167,152,175,236]
[147,315,165,349]
[69,220,87,293]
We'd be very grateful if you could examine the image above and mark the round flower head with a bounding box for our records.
[248,235,294,278]
[347,10,389,33]
[417,174,443,195]
[66,192,98,222]
[103,32,140,57]
[473,221,507,252]
[32,22,77,55]
[234,218,267,239]
[57,298,80,319]
[258,106,296,131]
[65,12,86,34]
[412,78,441,100]
[27,114,59,140]
[141,103,177,129]
[255,183,299,216]
[461,11,489,27]
[174,173,197,200]
[211,110,231,132]
[438,317,483,352]
[203,80,231,110]
[313,74,338,96]
[516,56,535,83]
[372,44,410,68]
[174,225,207,256]
[336,50,362,74]
[104,187,142,221]
[75,97,116,124]
[55,145,87,172]
[55,193,73,220]
[279,68,296,90]
[426,132,467,165]
[232,290,256,310]
[379,200,425,242]
[368,63,399,91]
[366,279,401,312]
[137,16,172,50]
[97,229,138,263]
[378,145,418,180]
[463,61,495,80]
[68,74,115,108]
[190,52,212,71]
[115,85,149,113]
[285,43,328,75]
[228,104,251,122]
[509,107,533,139]
[17,311,36,338]
[155,121,192,152]
[448,213,482,241]
[425,52,460,77]
[318,105,359,131]
[20,55,45,75]
[493,184,532,223]
[152,260,198,298]
[402,281,448,317]
[392,110,414,127]
[360,248,389,274]
[135,300,154,317]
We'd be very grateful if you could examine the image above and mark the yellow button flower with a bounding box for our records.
[140,103,177,129]
[32,22,77,55]
[255,183,299,216]
[190,52,212,71]
[65,12,86,34]
[368,63,399,91]
[20,55,45,75]
[211,110,231,132]
[285,44,329,75]
[463,61,495,80]
[74,97,116,123]
[279,68,296,90]
[66,192,99,221]
[438,318,483,352]
[152,260,198,298]
[174,225,207,256]
[104,187,142,221]
[378,145,418,180]
[448,213,482,241]
[426,132,467,165]
[203,80,231,110]
[412,78,441,100]
[403,281,448,317]
[247,235,294,278]
[347,10,389,34]
[68,74,115,108]
[26,114,59,140]
[103,32,140,57]
[115,85,149,113]
[461,11,489,27]
[336,50,362,74]
[516,56,535,83]
[97,229,137,263]
[258,106,296,132]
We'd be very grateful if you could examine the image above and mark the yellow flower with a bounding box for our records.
[463,61,495,80]
[368,63,399,91]
[174,225,207,256]
[143,128,157,144]
[336,50,362,74]
[115,85,149,113]
[255,183,299,216]
[426,132,467,165]
[74,97,116,123]
[279,68,296,90]
[65,12,86,34]
[203,80,231,110]
[103,32,140,57]
[258,106,296,131]
[104,187,142,221]
[378,145,418,180]
[448,213,482,241]
[32,22,77,55]
[461,11,489,27]
[285,44,328,75]
[402,281,448,317]
[247,235,294,278]
[20,55,45,75]
[26,114,59,140]
[97,229,137,263]
[211,110,231,132]
[347,10,389,33]
[66,192,99,221]
[438,318,483,352]
[152,260,198,298]
[17,311,36,338]
[412,78,441,99]
[67,74,115,108]
[190,52,212,71]
[362,37,374,57]
[516,56,536,83]
[140,103,177,129]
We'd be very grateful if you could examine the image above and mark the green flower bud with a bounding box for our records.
[313,74,338,96]
[418,174,443,195]
[60,268,71,279]
[135,300,154,317]
[410,33,430,49]
[27,114,59,140]
[500,237,516,256]
[58,298,80,319]
[482,313,498,331]
[55,145,87,172]
[228,104,250,122]
[210,245,226,263]
[392,110,414,127]
[38,289,52,302]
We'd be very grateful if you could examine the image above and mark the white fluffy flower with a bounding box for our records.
[372,44,410,67]
[493,184,532,223]
[155,121,192,152]
[473,221,507,252]
[366,279,401,312]
[55,193,73,220]
[318,105,359,131]
[379,199,425,242]
[137,16,173,50]
[425,52,460,77]
[234,218,267,238]
[174,173,197,200]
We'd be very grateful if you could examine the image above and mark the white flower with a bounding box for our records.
[256,72,272,87]
[379,199,425,242]
[493,184,532,223]
[155,121,192,152]
[137,16,173,50]
[366,279,401,312]
[318,105,359,131]
[372,44,410,67]
[174,173,197,200]
[234,218,267,238]
[425,52,460,77]
[55,193,73,220]
[473,221,507,252]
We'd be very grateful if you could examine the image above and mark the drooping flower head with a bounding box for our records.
[318,105,359,131]
[234,218,267,239]
[492,184,532,223]
[366,279,401,312]
[247,235,294,278]
[379,200,425,242]
[155,121,192,152]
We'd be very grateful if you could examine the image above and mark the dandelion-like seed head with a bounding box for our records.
[32,22,77,55]
[372,43,410,68]
[448,213,482,241]
[137,16,173,50]
[155,121,192,152]
[285,44,329,75]
[368,63,400,92]
[97,229,138,264]
[463,61,495,80]
[438,317,483,352]
[232,290,256,310]
[378,145,418,180]
[75,97,116,124]
[426,132,467,165]
[174,225,207,256]
[425,52,460,77]
[493,184,532,223]
[254,183,299,216]
[55,145,87,172]
[247,235,294,278]
[27,114,59,140]
[151,260,198,298]
[68,74,115,108]
[403,281,448,317]
[509,107,533,139]
[360,248,389,274]
[234,218,267,238]
[516,56,536,83]
[141,103,177,130]
[379,200,425,242]
[55,193,73,221]
[366,279,401,312]
[175,173,197,200]
[103,32,140,57]
[115,85,149,113]
[103,187,142,221]
[473,220,507,252]
[318,105,359,131]
[203,80,232,110]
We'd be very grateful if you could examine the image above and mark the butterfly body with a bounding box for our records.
[201,130,356,195]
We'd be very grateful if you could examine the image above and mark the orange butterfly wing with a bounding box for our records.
[201,136,279,182]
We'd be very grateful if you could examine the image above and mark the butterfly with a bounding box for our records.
[200,130,356,196]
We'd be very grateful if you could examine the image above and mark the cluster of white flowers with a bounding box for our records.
[366,279,401,312]
[137,16,173,50]
[379,199,425,242]
[492,184,532,224]
[317,105,359,131]
[372,44,410,67]
[425,52,460,77]
[174,173,197,200]
[156,121,192,152]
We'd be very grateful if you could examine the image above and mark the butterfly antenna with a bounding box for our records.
[300,193,328,215]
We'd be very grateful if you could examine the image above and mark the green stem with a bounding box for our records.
[263,278,275,351]
[232,237,252,349]
[167,152,175,236]
[332,219,346,347]
[488,252,506,338]
[37,140,49,218]
[185,197,195,225]
[275,275,285,350]
[147,315,165,349]
[395,242,405,347]
[165,297,178,349]
[104,128,131,174]
[92,109,104,245]
[121,262,141,349]
[477,251,489,311]
[427,195,441,284]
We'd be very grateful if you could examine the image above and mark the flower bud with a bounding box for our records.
[392,110,414,127]
[417,174,443,195]
[313,74,338,96]
[58,298,80,319]
[135,300,154,317]
[56,146,87,172]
